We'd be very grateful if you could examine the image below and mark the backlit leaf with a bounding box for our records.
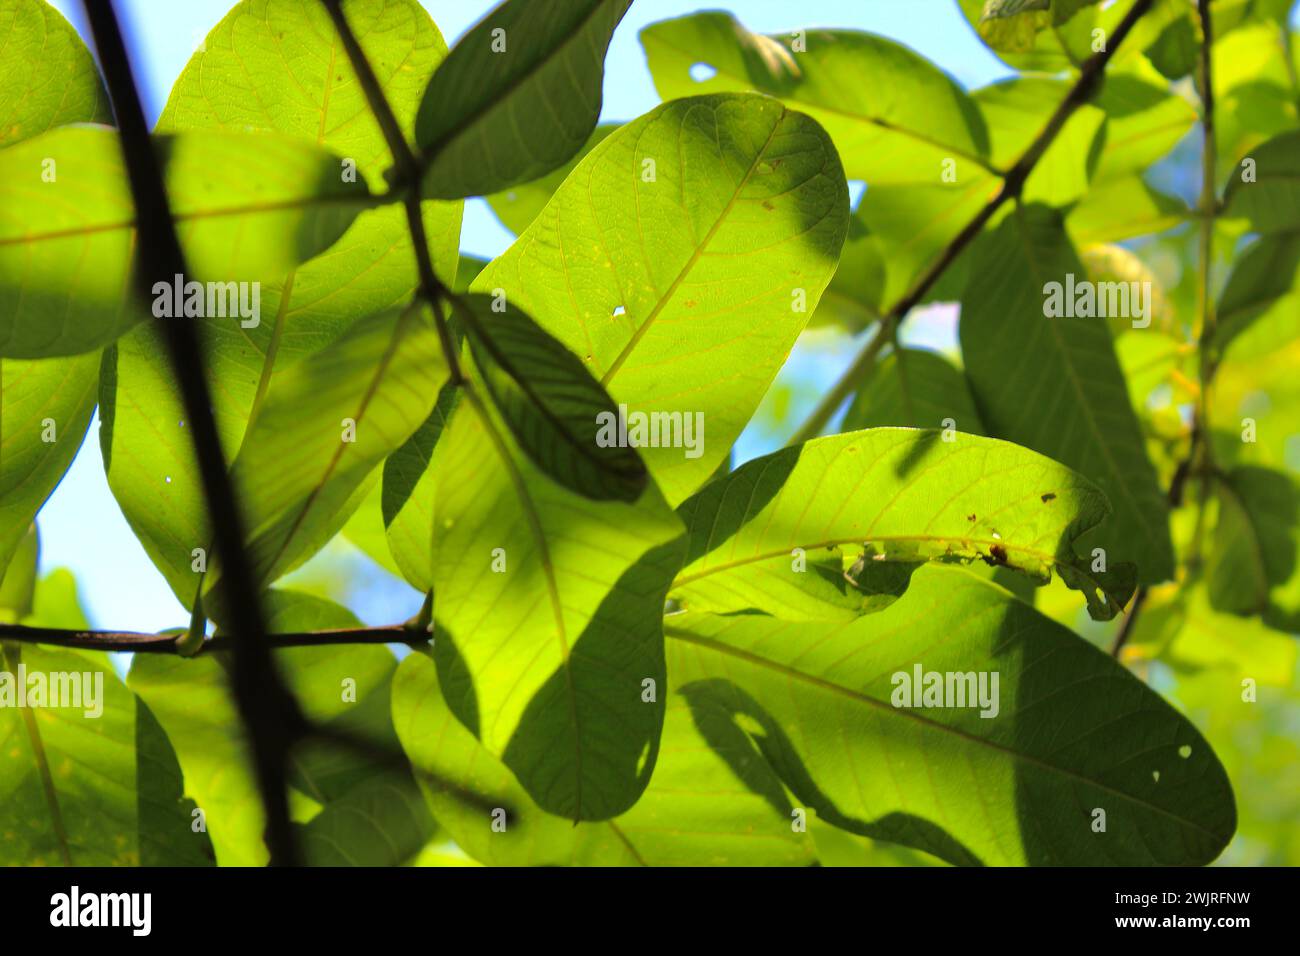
[0,127,374,358]
[458,292,648,502]
[473,93,849,504]
[671,428,1133,622]
[428,385,685,819]
[960,204,1175,584]
[641,11,993,186]
[416,0,632,198]
[392,648,815,865]
[101,0,461,609]
[205,305,446,607]
[0,354,95,577]
[661,563,1236,866]
[0,0,109,147]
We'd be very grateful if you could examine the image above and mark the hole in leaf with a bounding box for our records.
[612,305,626,318]
[689,62,717,82]
[1178,745,1192,759]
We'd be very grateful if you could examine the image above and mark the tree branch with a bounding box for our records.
[790,0,1157,445]
[1185,0,1219,574]
[81,0,304,867]
[0,623,429,654]
[319,0,464,384]
[1109,585,1148,658]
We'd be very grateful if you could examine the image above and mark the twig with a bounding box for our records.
[1185,0,1219,573]
[319,0,464,384]
[1110,586,1148,657]
[791,0,1157,445]
[0,623,429,654]
[81,0,303,866]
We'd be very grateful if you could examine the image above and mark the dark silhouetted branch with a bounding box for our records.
[81,0,304,867]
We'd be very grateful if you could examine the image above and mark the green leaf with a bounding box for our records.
[1080,243,1176,337]
[100,0,461,608]
[974,78,1106,207]
[162,0,442,175]
[453,254,489,293]
[1209,466,1300,631]
[1091,74,1198,182]
[841,349,985,435]
[20,565,87,630]
[1223,129,1300,234]
[340,479,406,580]
[967,0,1115,59]
[853,180,991,313]
[640,11,993,186]
[806,213,886,332]
[960,0,1175,72]
[129,590,418,866]
[1215,233,1300,350]
[0,635,211,865]
[381,379,460,591]
[960,204,1175,585]
[0,1,107,561]
[0,0,110,148]
[1211,319,1300,475]
[135,696,216,867]
[473,93,849,505]
[1066,175,1190,245]
[974,0,1103,52]
[0,353,97,577]
[458,292,647,502]
[671,428,1134,623]
[0,522,37,621]
[298,770,435,866]
[843,74,1111,313]
[127,652,265,866]
[1144,11,1199,79]
[392,649,815,865]
[416,0,632,198]
[429,386,685,820]
[0,126,375,358]
[1212,22,1298,168]
[204,305,446,607]
[486,124,617,235]
[660,563,1236,866]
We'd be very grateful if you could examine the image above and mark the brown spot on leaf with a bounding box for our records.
[1041,493,1057,503]
[982,544,1009,567]
[967,513,977,522]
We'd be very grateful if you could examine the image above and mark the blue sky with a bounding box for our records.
[37,0,1013,633]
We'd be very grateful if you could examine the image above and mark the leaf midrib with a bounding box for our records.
[2,644,73,865]
[673,532,1058,587]
[0,191,378,248]
[662,623,1227,843]
[599,102,788,386]
[252,305,417,582]
[461,386,584,820]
